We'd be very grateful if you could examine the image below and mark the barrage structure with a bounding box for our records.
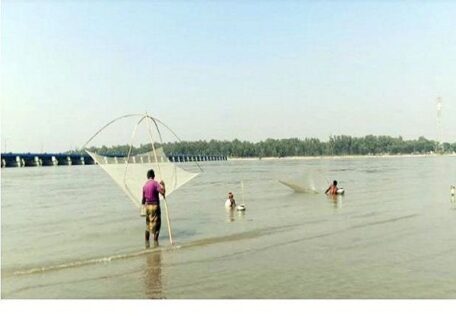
[1,153,226,168]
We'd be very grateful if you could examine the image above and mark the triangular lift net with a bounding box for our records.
[82,114,201,244]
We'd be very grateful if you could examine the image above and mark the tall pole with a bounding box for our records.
[3,138,7,153]
[145,113,174,245]
[436,97,443,152]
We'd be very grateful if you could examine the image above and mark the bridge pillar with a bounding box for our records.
[52,156,58,166]
[16,156,22,167]
[67,156,72,166]
[81,157,85,165]
[34,156,42,166]
[1,159,5,168]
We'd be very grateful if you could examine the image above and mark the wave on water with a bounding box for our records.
[350,214,419,229]
[11,246,169,276]
[9,213,420,277]
[10,222,305,277]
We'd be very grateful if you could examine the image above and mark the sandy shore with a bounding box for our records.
[228,153,456,161]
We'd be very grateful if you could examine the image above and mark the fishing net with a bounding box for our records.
[86,147,198,207]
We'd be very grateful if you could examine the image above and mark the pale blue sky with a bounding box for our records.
[1,0,455,152]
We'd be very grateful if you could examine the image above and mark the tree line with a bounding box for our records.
[71,135,456,158]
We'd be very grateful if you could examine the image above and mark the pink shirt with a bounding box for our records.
[142,179,162,205]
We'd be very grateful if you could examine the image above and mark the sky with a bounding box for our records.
[1,0,455,152]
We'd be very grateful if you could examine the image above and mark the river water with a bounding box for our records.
[1,156,456,298]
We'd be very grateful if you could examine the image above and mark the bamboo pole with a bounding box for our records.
[145,114,174,245]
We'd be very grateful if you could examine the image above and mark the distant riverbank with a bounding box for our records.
[68,135,456,158]
[228,153,456,161]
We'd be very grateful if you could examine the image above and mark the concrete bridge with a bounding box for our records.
[0,153,93,167]
[1,153,227,167]
[167,154,227,163]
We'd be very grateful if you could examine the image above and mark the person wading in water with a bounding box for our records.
[325,180,339,195]
[142,169,165,248]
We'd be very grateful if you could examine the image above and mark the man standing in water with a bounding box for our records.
[226,192,236,208]
[142,169,165,248]
[325,180,339,195]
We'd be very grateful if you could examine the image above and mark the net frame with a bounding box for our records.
[82,113,201,245]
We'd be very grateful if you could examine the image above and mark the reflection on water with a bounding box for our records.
[226,208,235,222]
[327,195,343,210]
[226,208,247,222]
[143,250,163,299]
